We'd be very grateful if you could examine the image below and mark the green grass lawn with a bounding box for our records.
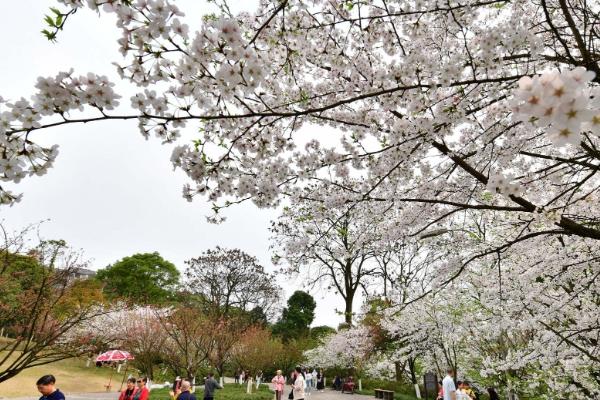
[0,353,130,397]
[150,383,274,400]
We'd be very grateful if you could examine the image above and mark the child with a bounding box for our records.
[37,375,65,400]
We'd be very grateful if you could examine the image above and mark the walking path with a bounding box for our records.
[307,389,373,400]
[3,386,373,400]
[3,393,117,400]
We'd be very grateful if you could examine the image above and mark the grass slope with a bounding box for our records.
[0,355,129,397]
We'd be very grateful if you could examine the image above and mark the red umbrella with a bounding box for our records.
[96,350,135,362]
[96,350,135,391]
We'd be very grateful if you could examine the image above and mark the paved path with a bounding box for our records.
[2,393,117,400]
[303,389,373,400]
[3,386,373,400]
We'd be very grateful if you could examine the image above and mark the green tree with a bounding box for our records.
[310,325,336,341]
[96,252,180,304]
[272,290,316,342]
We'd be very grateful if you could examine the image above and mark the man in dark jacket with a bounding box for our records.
[37,375,65,400]
[177,381,196,400]
[204,373,223,400]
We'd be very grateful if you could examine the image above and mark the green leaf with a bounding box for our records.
[41,29,57,42]
[44,15,56,27]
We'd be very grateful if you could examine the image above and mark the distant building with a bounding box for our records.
[72,267,97,280]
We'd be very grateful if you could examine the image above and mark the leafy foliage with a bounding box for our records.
[272,291,316,342]
[96,252,180,304]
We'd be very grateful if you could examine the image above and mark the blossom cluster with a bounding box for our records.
[486,172,522,197]
[304,325,374,370]
[512,67,600,146]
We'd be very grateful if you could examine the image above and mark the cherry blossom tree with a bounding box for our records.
[0,226,107,383]
[0,0,595,248]
[271,184,389,324]
[304,325,374,373]
[73,305,168,378]
[157,306,214,380]
[1,1,600,396]
[230,325,283,376]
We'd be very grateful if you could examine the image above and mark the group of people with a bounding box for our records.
[168,373,223,400]
[439,368,500,400]
[36,375,152,400]
[118,377,151,400]
[234,369,266,387]
[37,372,222,400]
[271,367,325,400]
[234,369,250,384]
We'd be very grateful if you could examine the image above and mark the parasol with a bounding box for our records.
[96,350,135,391]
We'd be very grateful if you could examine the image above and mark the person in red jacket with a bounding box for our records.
[119,378,138,400]
[133,377,149,400]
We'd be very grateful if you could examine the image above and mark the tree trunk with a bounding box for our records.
[344,295,353,325]
[394,361,404,382]
[408,358,418,385]
[343,281,356,326]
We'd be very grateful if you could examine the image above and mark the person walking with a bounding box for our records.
[204,372,223,400]
[311,369,317,389]
[235,370,240,384]
[463,382,476,400]
[173,377,183,395]
[256,370,263,389]
[119,378,138,400]
[272,370,286,400]
[436,380,444,400]
[292,367,305,400]
[133,377,150,400]
[36,375,65,400]
[316,370,324,392]
[304,369,312,396]
[177,381,196,400]
[442,368,456,400]
[456,381,469,400]
[333,376,341,391]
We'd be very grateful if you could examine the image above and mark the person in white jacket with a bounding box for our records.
[292,367,305,400]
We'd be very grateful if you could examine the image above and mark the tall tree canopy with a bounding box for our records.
[185,247,281,320]
[271,184,386,324]
[96,252,180,304]
[272,290,316,341]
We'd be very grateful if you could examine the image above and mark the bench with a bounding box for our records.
[374,389,394,400]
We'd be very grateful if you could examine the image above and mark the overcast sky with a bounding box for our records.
[0,0,352,328]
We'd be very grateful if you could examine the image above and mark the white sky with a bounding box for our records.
[0,0,350,328]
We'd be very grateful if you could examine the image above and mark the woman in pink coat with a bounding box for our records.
[272,370,286,400]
